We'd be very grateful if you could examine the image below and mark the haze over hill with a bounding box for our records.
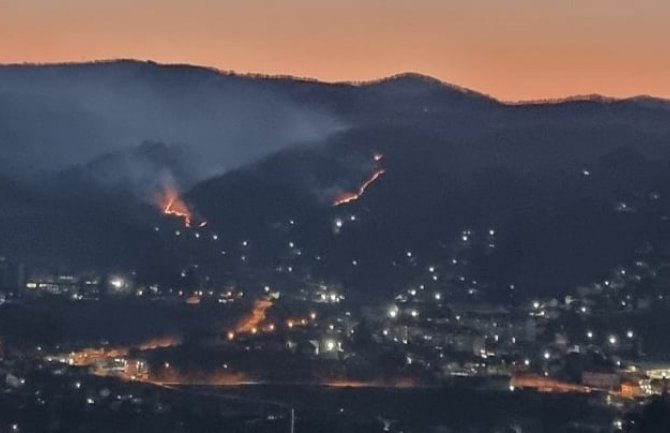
[2,60,670,300]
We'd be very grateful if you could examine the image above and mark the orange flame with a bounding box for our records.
[234,299,274,334]
[333,168,386,206]
[157,188,207,228]
[332,153,385,206]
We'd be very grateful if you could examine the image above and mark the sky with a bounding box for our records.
[1,0,668,101]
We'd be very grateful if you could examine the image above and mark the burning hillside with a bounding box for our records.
[234,298,274,334]
[332,153,386,206]
[157,187,207,228]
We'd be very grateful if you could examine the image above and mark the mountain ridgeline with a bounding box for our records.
[2,60,670,300]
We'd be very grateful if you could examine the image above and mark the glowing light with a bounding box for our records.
[235,299,273,334]
[157,187,206,228]
[333,154,386,206]
[627,330,634,339]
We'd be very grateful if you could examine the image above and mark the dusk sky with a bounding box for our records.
[1,0,668,101]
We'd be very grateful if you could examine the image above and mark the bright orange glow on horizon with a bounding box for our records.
[1,0,669,101]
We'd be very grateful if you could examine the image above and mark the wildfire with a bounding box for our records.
[137,335,183,351]
[157,188,206,228]
[332,153,385,206]
[52,335,182,368]
[333,168,386,206]
[234,298,274,334]
[151,370,251,386]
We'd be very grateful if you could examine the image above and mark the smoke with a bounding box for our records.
[0,61,345,189]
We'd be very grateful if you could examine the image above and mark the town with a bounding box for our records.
[2,216,670,432]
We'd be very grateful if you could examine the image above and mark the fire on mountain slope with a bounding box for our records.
[157,187,207,228]
[332,153,386,206]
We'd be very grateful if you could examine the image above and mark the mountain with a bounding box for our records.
[0,174,176,279]
[187,125,670,301]
[2,61,670,301]
[51,141,199,206]
[0,60,342,179]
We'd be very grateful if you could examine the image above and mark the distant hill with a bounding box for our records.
[52,141,199,205]
[2,61,670,300]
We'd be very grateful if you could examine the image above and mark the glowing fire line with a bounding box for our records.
[333,168,386,206]
[158,188,207,229]
[164,195,193,228]
[234,299,274,334]
[332,153,385,206]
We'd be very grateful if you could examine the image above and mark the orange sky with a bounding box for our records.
[1,0,668,101]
